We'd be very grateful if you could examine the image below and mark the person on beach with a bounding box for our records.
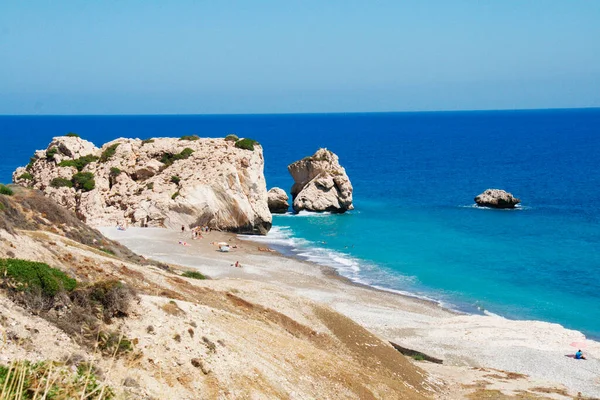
[575,350,587,360]
[181,225,185,233]
[234,261,241,268]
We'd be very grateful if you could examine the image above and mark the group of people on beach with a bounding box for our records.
[181,225,212,240]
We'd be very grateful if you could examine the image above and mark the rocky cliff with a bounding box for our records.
[13,135,272,234]
[288,148,353,213]
[475,189,521,209]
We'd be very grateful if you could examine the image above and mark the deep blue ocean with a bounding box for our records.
[1,109,599,338]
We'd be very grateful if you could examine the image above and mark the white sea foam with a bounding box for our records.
[460,204,529,210]
[238,225,449,307]
[275,210,333,217]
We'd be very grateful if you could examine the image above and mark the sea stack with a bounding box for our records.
[288,148,353,213]
[474,189,520,209]
[267,187,289,214]
[13,135,272,234]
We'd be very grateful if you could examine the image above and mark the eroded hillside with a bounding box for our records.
[0,187,434,399]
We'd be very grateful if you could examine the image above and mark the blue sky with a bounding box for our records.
[1,1,599,114]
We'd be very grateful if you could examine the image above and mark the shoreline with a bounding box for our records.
[239,231,460,315]
[99,226,600,398]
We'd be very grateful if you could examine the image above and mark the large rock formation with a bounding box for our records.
[288,148,353,213]
[13,135,272,234]
[267,187,289,214]
[474,189,521,209]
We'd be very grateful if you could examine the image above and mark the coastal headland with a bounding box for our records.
[4,134,600,398]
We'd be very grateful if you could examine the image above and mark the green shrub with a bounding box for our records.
[18,172,33,181]
[109,167,121,176]
[50,177,73,188]
[180,135,199,141]
[0,184,13,196]
[179,147,194,158]
[100,248,115,256]
[26,156,37,171]
[142,138,155,145]
[72,172,95,192]
[0,258,77,296]
[411,354,425,361]
[182,271,207,280]
[224,134,239,142]
[235,138,259,151]
[171,191,180,200]
[146,182,154,190]
[160,148,194,167]
[58,154,99,171]
[97,331,133,355]
[100,143,120,162]
[65,132,80,137]
[170,175,181,185]
[46,147,59,161]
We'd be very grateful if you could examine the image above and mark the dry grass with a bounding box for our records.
[161,301,185,316]
[0,358,114,400]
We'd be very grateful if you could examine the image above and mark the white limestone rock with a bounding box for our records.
[475,189,521,209]
[13,135,272,234]
[267,188,289,214]
[288,148,353,213]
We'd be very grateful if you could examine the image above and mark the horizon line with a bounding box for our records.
[1,106,599,117]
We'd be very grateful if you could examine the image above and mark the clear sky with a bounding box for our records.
[1,1,599,114]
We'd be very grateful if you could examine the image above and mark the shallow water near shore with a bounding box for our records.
[2,109,600,338]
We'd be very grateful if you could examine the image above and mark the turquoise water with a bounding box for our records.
[1,109,599,337]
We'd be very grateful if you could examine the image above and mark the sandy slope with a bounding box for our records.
[99,226,600,399]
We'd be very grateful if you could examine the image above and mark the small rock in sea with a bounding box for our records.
[288,148,353,213]
[474,189,520,209]
[267,187,289,214]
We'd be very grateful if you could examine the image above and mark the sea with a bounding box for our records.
[1,109,599,338]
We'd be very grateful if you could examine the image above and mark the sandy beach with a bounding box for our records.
[99,226,600,398]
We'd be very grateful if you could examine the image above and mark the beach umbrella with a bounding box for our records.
[570,341,587,349]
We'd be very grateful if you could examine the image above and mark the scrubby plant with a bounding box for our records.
[171,191,180,200]
[97,331,134,355]
[100,143,120,162]
[46,147,59,161]
[84,280,135,322]
[146,182,154,190]
[235,138,259,151]
[26,156,37,171]
[58,154,99,171]
[182,271,206,280]
[224,134,239,142]
[141,138,155,145]
[0,258,77,296]
[100,248,115,256]
[170,175,181,185]
[160,148,194,167]
[0,184,13,196]
[179,135,200,141]
[18,172,33,181]
[72,172,96,192]
[50,177,74,188]
[65,132,80,137]
[109,167,121,176]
